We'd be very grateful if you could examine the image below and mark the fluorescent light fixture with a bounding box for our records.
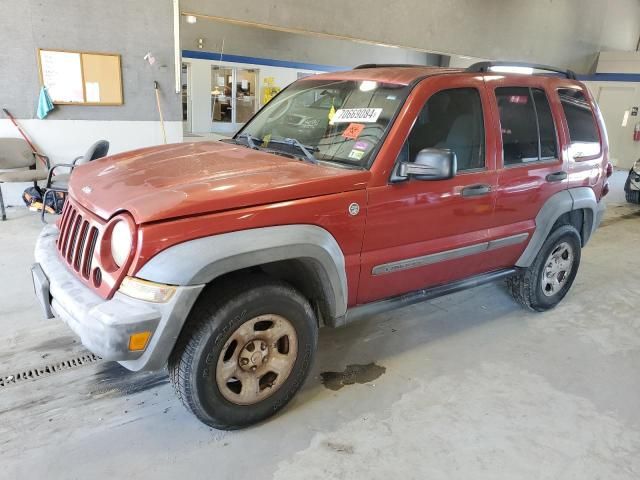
[489,66,534,75]
[359,81,378,92]
[185,15,197,24]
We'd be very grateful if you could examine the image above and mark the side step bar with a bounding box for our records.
[331,268,517,328]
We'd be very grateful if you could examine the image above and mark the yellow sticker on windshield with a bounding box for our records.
[262,134,271,147]
[348,149,365,160]
[328,104,336,122]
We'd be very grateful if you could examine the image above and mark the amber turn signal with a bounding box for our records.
[129,331,152,351]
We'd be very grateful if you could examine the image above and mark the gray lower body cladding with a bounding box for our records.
[34,225,204,371]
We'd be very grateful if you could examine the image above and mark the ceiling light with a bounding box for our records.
[185,15,197,24]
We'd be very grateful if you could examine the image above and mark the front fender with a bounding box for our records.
[135,225,348,318]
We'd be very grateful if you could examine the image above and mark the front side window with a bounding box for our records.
[402,88,485,171]
[496,87,559,166]
[236,79,409,168]
[557,88,600,157]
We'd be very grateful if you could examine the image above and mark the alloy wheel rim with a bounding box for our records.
[215,314,298,405]
[541,241,574,297]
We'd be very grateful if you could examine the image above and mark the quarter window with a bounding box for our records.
[496,87,558,166]
[557,88,600,157]
[403,88,485,171]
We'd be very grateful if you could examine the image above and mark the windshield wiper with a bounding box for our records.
[267,137,319,164]
[235,132,260,150]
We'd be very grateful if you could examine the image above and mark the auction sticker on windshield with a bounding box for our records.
[342,123,365,140]
[330,108,382,124]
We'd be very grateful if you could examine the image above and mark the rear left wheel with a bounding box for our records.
[169,277,317,429]
[507,225,582,312]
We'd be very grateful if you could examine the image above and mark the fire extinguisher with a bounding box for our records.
[634,123,640,142]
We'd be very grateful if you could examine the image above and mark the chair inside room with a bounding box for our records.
[0,138,50,221]
[41,140,110,223]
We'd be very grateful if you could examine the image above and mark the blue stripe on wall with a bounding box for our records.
[182,51,640,82]
[182,50,346,72]
[578,73,640,82]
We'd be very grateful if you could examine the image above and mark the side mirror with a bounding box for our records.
[398,148,457,180]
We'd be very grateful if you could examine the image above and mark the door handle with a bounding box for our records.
[546,171,567,182]
[461,184,491,197]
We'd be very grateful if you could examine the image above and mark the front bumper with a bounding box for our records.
[34,226,204,371]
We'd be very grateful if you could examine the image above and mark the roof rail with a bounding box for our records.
[354,63,428,69]
[466,61,577,80]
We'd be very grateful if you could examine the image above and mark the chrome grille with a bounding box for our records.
[57,202,99,280]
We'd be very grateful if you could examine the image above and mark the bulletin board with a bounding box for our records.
[38,49,123,105]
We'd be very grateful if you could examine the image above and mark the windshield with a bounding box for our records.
[235,79,410,168]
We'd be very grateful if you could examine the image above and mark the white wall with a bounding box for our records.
[584,51,640,169]
[587,81,640,169]
[0,119,182,205]
[185,57,323,134]
[596,51,640,74]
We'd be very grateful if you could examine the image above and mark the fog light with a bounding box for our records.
[129,331,151,351]
[119,276,176,303]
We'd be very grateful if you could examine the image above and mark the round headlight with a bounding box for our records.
[110,220,133,268]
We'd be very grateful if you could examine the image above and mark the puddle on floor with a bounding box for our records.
[320,363,386,391]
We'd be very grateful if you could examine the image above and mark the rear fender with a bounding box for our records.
[516,187,600,267]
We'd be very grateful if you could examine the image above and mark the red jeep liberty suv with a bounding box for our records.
[32,62,611,429]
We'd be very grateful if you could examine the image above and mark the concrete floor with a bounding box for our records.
[1,172,639,479]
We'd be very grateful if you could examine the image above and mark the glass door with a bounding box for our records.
[211,66,259,134]
[235,68,258,125]
[211,66,234,134]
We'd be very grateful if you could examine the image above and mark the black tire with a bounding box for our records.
[507,225,582,312]
[625,189,640,204]
[168,276,318,429]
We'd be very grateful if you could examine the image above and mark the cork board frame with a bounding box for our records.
[37,48,123,106]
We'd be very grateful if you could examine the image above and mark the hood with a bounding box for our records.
[69,141,370,223]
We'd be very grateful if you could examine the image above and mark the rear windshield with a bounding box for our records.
[236,79,410,168]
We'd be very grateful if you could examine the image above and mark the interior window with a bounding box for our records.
[557,88,600,157]
[403,88,485,171]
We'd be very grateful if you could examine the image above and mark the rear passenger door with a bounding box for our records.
[487,78,569,269]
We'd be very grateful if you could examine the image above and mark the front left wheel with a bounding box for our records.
[168,277,318,429]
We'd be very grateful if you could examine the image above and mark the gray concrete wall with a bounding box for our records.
[182,0,640,74]
[181,17,443,68]
[0,0,181,121]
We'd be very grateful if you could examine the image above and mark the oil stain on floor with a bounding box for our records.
[320,363,386,391]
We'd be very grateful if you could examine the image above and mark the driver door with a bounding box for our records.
[357,77,499,304]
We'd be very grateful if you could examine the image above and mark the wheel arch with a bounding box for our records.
[516,187,598,267]
[135,225,348,322]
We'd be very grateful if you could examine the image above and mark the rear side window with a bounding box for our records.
[496,87,558,166]
[557,88,600,156]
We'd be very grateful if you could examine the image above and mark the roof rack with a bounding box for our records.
[354,63,428,69]
[466,61,577,80]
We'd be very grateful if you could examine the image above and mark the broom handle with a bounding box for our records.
[2,108,46,164]
[153,82,167,144]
